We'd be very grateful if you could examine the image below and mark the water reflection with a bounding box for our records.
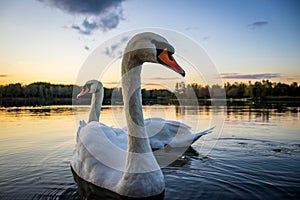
[0,105,299,199]
[0,106,76,120]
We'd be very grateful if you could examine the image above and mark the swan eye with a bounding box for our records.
[156,48,163,57]
[156,49,164,64]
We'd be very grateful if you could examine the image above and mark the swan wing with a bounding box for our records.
[145,117,192,137]
[144,118,192,149]
[144,118,214,149]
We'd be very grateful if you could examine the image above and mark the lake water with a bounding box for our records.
[0,105,299,199]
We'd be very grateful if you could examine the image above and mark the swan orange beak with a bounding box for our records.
[77,86,89,99]
[158,48,185,77]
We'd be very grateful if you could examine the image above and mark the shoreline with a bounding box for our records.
[1,96,300,108]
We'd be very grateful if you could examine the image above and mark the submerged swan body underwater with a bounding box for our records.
[76,79,213,150]
[71,32,210,198]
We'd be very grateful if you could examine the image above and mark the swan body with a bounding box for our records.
[72,32,195,197]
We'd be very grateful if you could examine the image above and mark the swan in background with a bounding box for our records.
[76,80,213,150]
[75,80,128,150]
[77,80,104,123]
[71,32,208,197]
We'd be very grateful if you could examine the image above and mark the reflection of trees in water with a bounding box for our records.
[2,98,73,107]
[175,105,224,117]
[226,103,299,123]
[3,107,75,118]
[175,103,298,123]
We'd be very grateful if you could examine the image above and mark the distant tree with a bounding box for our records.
[290,82,299,96]
[5,83,22,98]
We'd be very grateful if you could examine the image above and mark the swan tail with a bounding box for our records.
[168,126,214,148]
[191,126,215,144]
[79,120,87,127]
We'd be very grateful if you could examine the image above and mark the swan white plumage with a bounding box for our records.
[76,80,213,150]
[71,32,202,197]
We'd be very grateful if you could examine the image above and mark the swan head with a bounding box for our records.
[123,32,185,77]
[77,80,103,98]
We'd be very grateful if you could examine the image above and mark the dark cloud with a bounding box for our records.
[71,25,81,31]
[220,73,280,79]
[38,0,125,34]
[82,19,98,30]
[0,75,8,77]
[100,12,122,30]
[71,18,100,35]
[71,24,90,35]
[38,0,124,15]
[248,21,269,29]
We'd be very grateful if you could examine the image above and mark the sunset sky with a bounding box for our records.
[0,0,299,88]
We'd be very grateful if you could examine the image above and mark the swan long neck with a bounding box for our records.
[121,57,152,154]
[88,88,103,123]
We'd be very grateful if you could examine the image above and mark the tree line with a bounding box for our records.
[0,82,74,99]
[0,80,299,107]
[179,80,300,99]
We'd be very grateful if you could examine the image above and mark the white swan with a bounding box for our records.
[75,80,128,151]
[76,80,213,150]
[72,32,197,197]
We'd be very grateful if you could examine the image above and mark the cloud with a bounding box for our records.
[38,0,126,34]
[104,81,120,85]
[38,0,125,15]
[248,21,269,29]
[71,24,90,35]
[220,73,280,79]
[84,46,90,51]
[142,83,174,90]
[71,18,100,35]
[0,75,8,77]
[82,18,98,30]
[100,11,123,30]
[185,26,199,31]
[147,77,181,81]
[103,36,129,57]
[202,36,210,41]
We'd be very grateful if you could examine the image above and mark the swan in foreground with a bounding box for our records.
[72,32,201,197]
[76,80,213,150]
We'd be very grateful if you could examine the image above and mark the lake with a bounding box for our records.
[0,105,299,199]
